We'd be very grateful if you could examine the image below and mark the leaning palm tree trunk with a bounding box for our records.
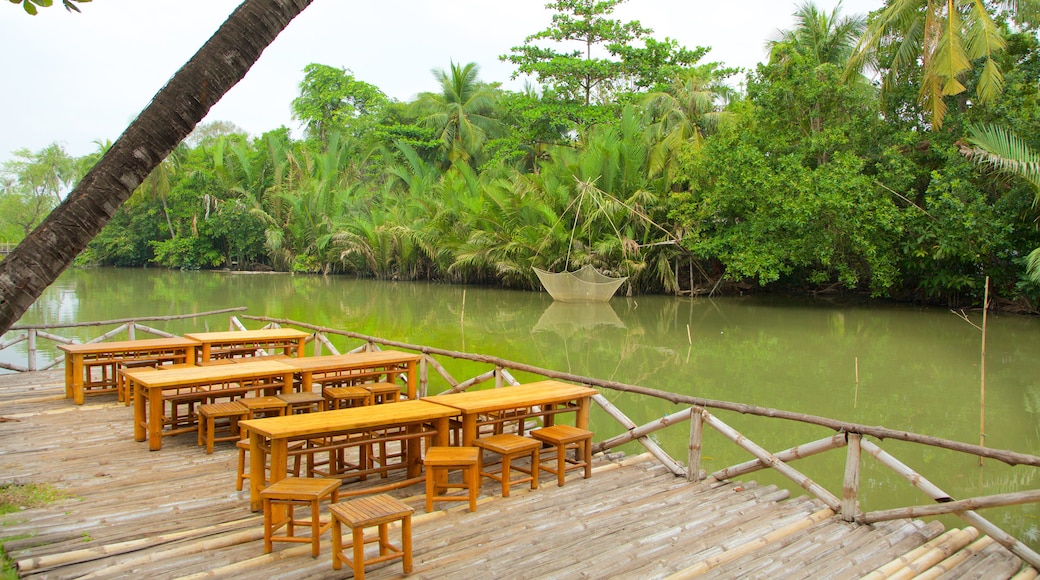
[0,0,313,334]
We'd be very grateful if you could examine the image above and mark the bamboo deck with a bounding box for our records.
[0,370,1034,579]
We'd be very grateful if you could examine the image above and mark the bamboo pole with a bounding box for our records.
[443,369,496,394]
[980,275,989,465]
[592,394,686,475]
[16,516,261,573]
[27,329,36,372]
[889,526,979,580]
[665,508,835,579]
[131,323,176,338]
[842,432,861,522]
[499,368,521,386]
[8,306,247,331]
[314,332,339,356]
[711,433,847,481]
[688,406,703,482]
[91,323,129,343]
[495,366,503,388]
[229,315,247,331]
[0,333,26,349]
[858,489,1040,524]
[423,355,459,388]
[861,439,1040,569]
[127,322,136,340]
[913,536,995,580]
[702,410,842,510]
[861,527,971,579]
[243,315,1040,468]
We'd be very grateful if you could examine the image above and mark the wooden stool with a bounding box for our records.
[240,395,289,419]
[197,401,248,454]
[364,382,401,405]
[423,446,480,512]
[260,477,340,557]
[277,391,325,414]
[531,425,593,486]
[324,386,371,410]
[473,434,540,498]
[330,494,414,579]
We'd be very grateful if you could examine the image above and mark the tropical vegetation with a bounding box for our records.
[4,0,1040,310]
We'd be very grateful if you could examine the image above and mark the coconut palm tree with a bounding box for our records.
[641,68,732,181]
[846,0,1040,129]
[412,61,504,166]
[768,1,867,67]
[0,0,315,333]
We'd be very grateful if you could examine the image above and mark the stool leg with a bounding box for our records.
[205,416,216,454]
[556,444,566,486]
[310,498,320,557]
[501,455,512,498]
[531,448,539,490]
[331,518,342,570]
[263,498,273,554]
[425,468,435,512]
[403,514,413,573]
[353,526,366,580]
[379,523,389,556]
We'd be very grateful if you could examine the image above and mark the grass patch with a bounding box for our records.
[0,483,68,578]
[0,483,68,516]
[0,534,32,580]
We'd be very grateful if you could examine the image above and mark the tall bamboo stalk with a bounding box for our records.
[980,276,989,466]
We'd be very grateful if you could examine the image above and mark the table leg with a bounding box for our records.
[148,386,164,451]
[72,356,85,405]
[406,424,422,478]
[406,362,417,400]
[249,431,267,511]
[431,417,449,447]
[64,355,75,399]
[461,414,478,447]
[133,380,146,442]
[576,397,591,430]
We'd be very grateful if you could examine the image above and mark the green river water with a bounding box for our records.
[7,267,1040,546]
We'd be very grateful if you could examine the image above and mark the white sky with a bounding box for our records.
[0,0,881,160]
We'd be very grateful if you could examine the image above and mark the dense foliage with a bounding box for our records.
[4,0,1040,309]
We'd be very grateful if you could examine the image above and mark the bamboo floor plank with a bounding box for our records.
[0,371,1032,579]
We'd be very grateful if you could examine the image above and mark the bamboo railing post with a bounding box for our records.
[495,366,503,388]
[688,406,703,482]
[499,368,521,386]
[127,322,136,340]
[27,329,37,372]
[842,432,861,522]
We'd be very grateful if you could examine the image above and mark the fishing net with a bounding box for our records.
[533,265,627,302]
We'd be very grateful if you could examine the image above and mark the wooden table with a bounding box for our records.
[428,380,598,446]
[183,329,310,362]
[126,359,296,451]
[239,400,456,510]
[58,337,199,405]
[280,351,423,400]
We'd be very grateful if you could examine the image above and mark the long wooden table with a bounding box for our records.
[239,400,456,510]
[58,337,199,405]
[126,359,296,451]
[428,380,599,446]
[280,350,423,399]
[183,328,310,362]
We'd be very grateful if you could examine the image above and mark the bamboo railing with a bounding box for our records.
[0,307,247,372]
[242,314,1040,569]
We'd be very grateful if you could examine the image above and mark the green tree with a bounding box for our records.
[846,0,1040,129]
[501,0,707,131]
[767,1,866,67]
[292,64,388,143]
[0,144,76,238]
